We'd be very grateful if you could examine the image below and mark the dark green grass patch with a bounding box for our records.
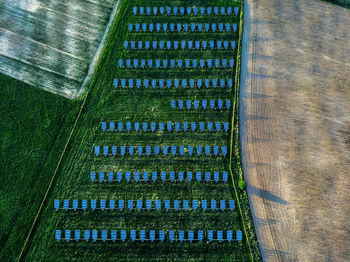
[0,74,80,261]
[321,0,350,8]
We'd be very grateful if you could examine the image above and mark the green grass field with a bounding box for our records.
[321,0,350,8]
[19,0,260,261]
[0,74,80,261]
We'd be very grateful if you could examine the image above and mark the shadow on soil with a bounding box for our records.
[242,93,273,99]
[245,114,271,121]
[263,248,289,259]
[254,217,278,227]
[248,185,288,205]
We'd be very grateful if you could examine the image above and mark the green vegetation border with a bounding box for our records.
[229,1,262,261]
[16,1,127,261]
[0,76,80,262]
[321,0,350,8]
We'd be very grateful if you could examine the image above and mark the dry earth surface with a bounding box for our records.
[0,0,117,98]
[240,0,350,261]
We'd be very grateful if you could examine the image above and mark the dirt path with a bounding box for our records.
[240,0,350,261]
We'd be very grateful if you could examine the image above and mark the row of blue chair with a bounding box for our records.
[56,229,242,243]
[113,78,233,89]
[132,6,239,16]
[128,23,237,33]
[171,99,231,110]
[94,145,228,157]
[117,59,235,69]
[102,121,230,133]
[90,171,229,183]
[124,40,236,50]
[54,199,235,212]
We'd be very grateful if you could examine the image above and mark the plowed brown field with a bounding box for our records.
[240,0,350,261]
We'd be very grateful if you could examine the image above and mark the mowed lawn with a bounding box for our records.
[0,74,79,261]
[22,0,258,261]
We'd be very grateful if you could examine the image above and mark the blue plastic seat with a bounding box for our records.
[198,230,203,242]
[92,230,97,242]
[237,230,242,242]
[169,231,175,242]
[196,171,201,182]
[156,200,161,211]
[143,171,148,182]
[217,231,223,243]
[55,230,61,242]
[131,230,136,242]
[54,199,59,211]
[178,171,184,182]
[188,146,193,156]
[150,230,155,242]
[152,171,157,182]
[111,230,117,242]
[65,230,71,242]
[159,230,165,242]
[119,199,124,211]
[134,171,140,182]
[183,200,188,211]
[174,200,179,211]
[84,230,90,242]
[161,171,166,182]
[192,200,198,211]
[165,200,170,211]
[188,231,194,242]
[146,200,152,211]
[220,200,226,211]
[137,199,142,211]
[128,200,133,211]
[211,200,217,211]
[121,230,126,242]
[229,200,235,211]
[208,230,213,242]
[202,200,207,211]
[102,230,107,242]
[100,199,106,211]
[170,171,175,182]
[223,171,228,183]
[227,230,233,242]
[214,172,219,183]
[179,230,184,242]
[82,200,87,211]
[187,171,192,182]
[196,146,202,156]
[110,199,115,211]
[117,172,122,182]
[140,230,145,241]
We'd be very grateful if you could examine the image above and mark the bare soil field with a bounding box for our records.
[0,0,117,99]
[240,0,350,261]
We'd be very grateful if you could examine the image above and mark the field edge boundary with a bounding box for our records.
[15,1,126,261]
[230,1,263,261]
[77,0,122,99]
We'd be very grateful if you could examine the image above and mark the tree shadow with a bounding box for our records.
[250,137,271,143]
[248,185,288,205]
[251,35,275,42]
[245,114,271,121]
[242,93,273,99]
[255,217,278,227]
[245,162,271,168]
[249,72,278,79]
[262,248,288,258]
